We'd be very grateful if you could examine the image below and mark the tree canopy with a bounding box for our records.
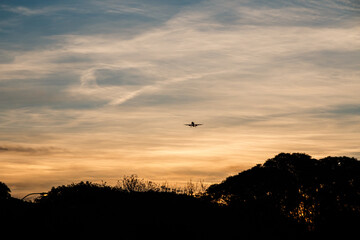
[0,181,11,200]
[206,153,360,234]
[1,152,360,239]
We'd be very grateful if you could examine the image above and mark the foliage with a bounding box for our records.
[117,174,207,196]
[0,181,11,199]
[206,153,360,234]
[1,152,360,238]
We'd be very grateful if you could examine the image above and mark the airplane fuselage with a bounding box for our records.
[185,122,202,127]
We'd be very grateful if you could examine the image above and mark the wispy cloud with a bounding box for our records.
[1,0,359,117]
[0,145,65,154]
[1,5,49,16]
[0,4,80,16]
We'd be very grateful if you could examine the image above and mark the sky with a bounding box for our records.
[0,0,359,197]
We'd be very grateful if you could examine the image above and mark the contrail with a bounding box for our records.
[79,65,226,106]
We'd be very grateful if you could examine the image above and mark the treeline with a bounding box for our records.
[1,153,360,239]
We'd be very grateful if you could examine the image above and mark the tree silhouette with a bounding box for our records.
[206,153,360,236]
[34,179,218,239]
[2,152,360,239]
[0,181,11,200]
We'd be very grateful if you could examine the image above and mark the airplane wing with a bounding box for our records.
[184,124,191,126]
[194,124,203,126]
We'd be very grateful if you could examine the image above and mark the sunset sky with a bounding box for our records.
[0,0,359,197]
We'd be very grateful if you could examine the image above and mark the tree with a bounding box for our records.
[0,181,11,200]
[206,153,360,234]
[207,153,315,208]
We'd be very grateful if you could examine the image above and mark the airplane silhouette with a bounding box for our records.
[184,122,203,127]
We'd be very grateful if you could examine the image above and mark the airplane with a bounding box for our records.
[184,122,203,127]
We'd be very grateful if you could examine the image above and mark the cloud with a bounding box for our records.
[0,0,359,121]
[0,0,358,113]
[318,104,360,118]
[0,145,65,154]
[1,5,49,16]
[0,146,9,151]
[0,4,81,16]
